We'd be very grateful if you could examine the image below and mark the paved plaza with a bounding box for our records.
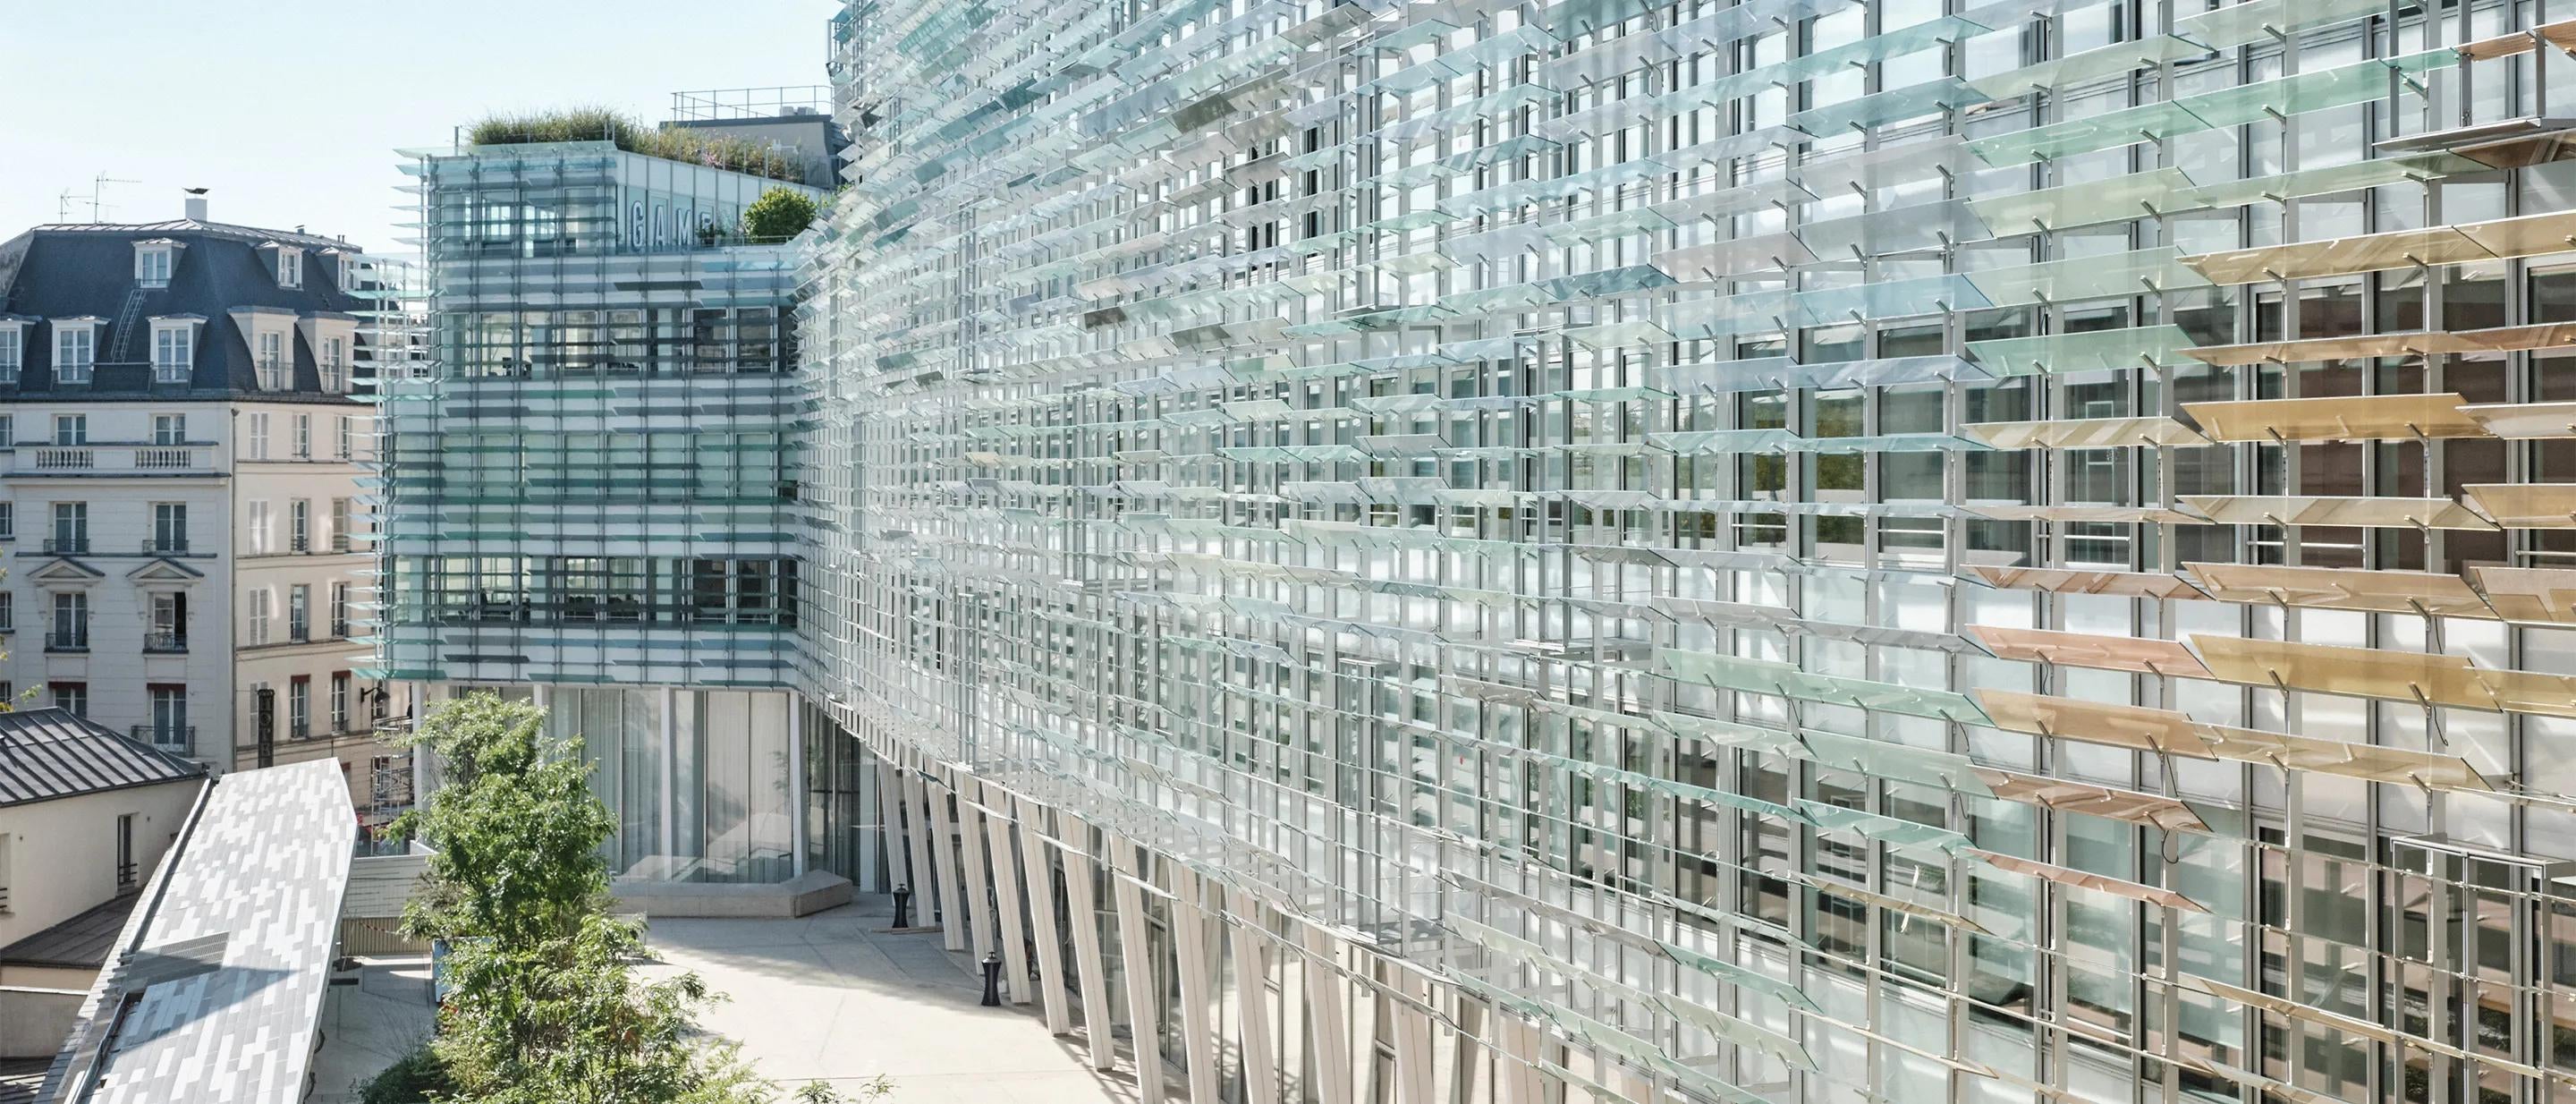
[311,894,1136,1104]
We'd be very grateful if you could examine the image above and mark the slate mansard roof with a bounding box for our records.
[0,708,208,809]
[0,217,373,400]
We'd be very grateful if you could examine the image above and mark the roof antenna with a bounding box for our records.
[87,172,139,222]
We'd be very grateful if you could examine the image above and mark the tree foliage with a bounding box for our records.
[393,695,612,947]
[428,913,765,1104]
[365,694,879,1104]
[740,189,820,242]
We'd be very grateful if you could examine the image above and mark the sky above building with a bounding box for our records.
[0,0,843,257]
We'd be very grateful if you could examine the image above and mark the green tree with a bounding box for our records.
[364,695,877,1104]
[394,696,612,947]
[430,913,764,1104]
[740,188,819,242]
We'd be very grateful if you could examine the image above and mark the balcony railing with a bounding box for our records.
[13,446,212,475]
[142,538,190,555]
[143,632,187,653]
[47,630,88,652]
[131,725,192,755]
[43,537,89,555]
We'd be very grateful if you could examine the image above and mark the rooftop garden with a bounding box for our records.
[467,107,809,183]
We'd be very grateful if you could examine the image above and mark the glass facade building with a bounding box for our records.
[776,1,2576,1103]
[380,139,820,883]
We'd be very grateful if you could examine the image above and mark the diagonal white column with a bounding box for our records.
[1015,816,1072,1032]
[979,799,1034,1004]
[897,768,936,925]
[1059,841,1118,1070]
[922,776,967,952]
[1225,890,1279,1104]
[953,787,1000,958]
[1390,969,1437,1104]
[1301,923,1354,1104]
[875,760,911,891]
[1167,871,1221,1104]
[1109,841,1168,1103]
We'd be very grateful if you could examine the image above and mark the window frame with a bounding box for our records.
[54,323,96,384]
[247,587,271,644]
[151,322,194,383]
[134,245,174,287]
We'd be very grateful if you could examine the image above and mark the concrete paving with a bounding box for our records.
[309,956,437,1104]
[640,894,1140,1104]
[304,895,1135,1104]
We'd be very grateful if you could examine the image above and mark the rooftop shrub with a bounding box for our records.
[467,106,806,183]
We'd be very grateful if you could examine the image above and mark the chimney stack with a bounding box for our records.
[182,187,209,222]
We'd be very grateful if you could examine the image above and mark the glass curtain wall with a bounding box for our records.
[793,0,2576,1101]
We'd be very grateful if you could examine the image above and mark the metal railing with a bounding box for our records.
[43,537,89,554]
[47,629,87,652]
[143,631,187,653]
[131,725,193,755]
[142,537,189,555]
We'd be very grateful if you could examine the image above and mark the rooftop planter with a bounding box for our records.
[466,107,808,183]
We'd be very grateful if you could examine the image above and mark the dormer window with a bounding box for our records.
[52,319,100,385]
[276,248,303,289]
[131,240,184,288]
[257,331,286,390]
[320,336,346,392]
[0,322,22,373]
[149,317,203,385]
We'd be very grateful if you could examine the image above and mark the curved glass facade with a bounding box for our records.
[792,0,2576,1100]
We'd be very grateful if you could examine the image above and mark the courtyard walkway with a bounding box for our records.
[641,896,1137,1104]
[309,894,1138,1104]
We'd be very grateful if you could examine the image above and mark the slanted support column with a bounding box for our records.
[1390,970,1436,1104]
[1494,1015,1545,1104]
[872,759,906,890]
[922,776,967,952]
[1301,923,1355,1104]
[1110,840,1168,1104]
[979,799,1033,1004]
[1016,816,1072,1032]
[1169,872,1221,1104]
[888,762,930,904]
[953,787,1000,957]
[1227,890,1279,1104]
[1060,841,1118,1070]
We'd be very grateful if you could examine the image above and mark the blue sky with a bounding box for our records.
[0,1,843,255]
